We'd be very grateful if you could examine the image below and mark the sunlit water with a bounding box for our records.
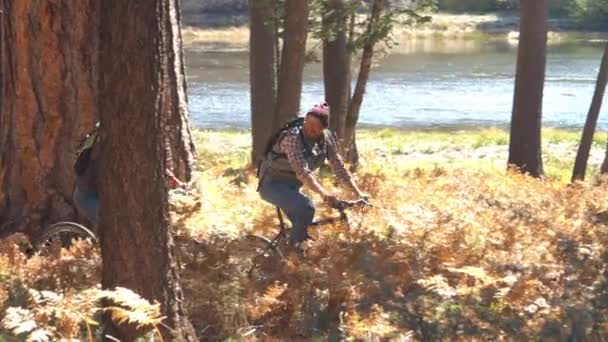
[185,37,608,130]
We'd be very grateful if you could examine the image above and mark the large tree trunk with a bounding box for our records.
[345,0,384,165]
[274,0,309,130]
[250,0,277,165]
[98,0,196,340]
[508,0,548,178]
[572,43,608,182]
[0,0,98,237]
[323,0,351,144]
[162,0,196,182]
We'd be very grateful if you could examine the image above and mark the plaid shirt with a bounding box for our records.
[279,130,353,185]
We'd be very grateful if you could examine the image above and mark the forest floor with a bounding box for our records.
[2,128,608,340]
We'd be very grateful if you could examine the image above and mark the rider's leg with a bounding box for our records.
[73,188,99,226]
[259,178,315,245]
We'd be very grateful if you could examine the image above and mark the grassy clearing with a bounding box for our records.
[2,128,608,340]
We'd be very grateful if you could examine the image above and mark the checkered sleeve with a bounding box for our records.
[279,131,311,178]
[326,133,353,185]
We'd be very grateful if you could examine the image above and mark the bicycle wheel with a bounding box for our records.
[34,222,97,251]
[242,234,285,283]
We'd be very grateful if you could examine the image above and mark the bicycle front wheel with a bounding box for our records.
[242,234,285,284]
[34,222,97,251]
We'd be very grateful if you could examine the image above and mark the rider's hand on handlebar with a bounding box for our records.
[357,192,370,203]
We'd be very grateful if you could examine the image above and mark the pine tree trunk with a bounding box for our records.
[0,0,98,237]
[274,0,309,130]
[508,0,548,178]
[323,0,350,143]
[345,0,383,166]
[250,0,277,165]
[98,0,196,340]
[572,43,608,182]
[162,0,196,182]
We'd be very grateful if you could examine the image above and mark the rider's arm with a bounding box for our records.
[298,173,333,199]
[280,133,334,200]
[326,134,366,198]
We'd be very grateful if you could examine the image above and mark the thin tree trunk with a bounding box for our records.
[0,0,98,236]
[98,0,196,340]
[572,43,608,182]
[323,0,350,143]
[250,0,277,165]
[275,0,282,83]
[345,0,384,165]
[601,142,608,174]
[508,0,548,178]
[274,0,309,130]
[162,0,196,182]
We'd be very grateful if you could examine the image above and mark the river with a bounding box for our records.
[184,37,608,130]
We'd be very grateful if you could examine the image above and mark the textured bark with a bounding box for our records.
[601,145,608,174]
[274,0,309,130]
[508,0,548,178]
[250,0,277,165]
[161,0,196,182]
[98,0,196,340]
[274,1,282,82]
[345,0,384,165]
[573,43,608,181]
[0,0,98,236]
[323,0,350,143]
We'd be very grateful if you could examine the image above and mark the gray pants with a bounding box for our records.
[259,177,315,244]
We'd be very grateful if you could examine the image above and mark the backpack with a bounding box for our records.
[263,117,304,158]
[74,124,99,176]
[256,117,304,178]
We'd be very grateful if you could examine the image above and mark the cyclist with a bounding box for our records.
[72,124,187,226]
[73,124,100,226]
[257,101,368,252]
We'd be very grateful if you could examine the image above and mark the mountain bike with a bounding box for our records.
[242,199,371,282]
[31,181,197,253]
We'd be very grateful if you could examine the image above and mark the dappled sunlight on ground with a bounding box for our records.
[2,129,608,340]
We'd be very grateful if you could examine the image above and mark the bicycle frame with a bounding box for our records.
[251,199,368,257]
[269,203,352,245]
[245,200,369,278]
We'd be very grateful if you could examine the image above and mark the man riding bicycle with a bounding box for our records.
[73,124,100,226]
[72,124,187,227]
[257,101,368,252]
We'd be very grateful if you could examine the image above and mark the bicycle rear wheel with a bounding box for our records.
[34,222,97,251]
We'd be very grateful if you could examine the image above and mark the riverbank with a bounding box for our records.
[181,12,608,48]
[193,127,608,183]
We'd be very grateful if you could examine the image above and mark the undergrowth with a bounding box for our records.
[2,129,608,340]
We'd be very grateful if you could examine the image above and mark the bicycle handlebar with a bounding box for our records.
[331,199,371,211]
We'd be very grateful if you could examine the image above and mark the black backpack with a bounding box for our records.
[263,117,304,158]
[74,124,99,176]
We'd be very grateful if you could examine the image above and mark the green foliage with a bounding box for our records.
[438,0,608,29]
[310,0,435,53]
[566,0,608,29]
